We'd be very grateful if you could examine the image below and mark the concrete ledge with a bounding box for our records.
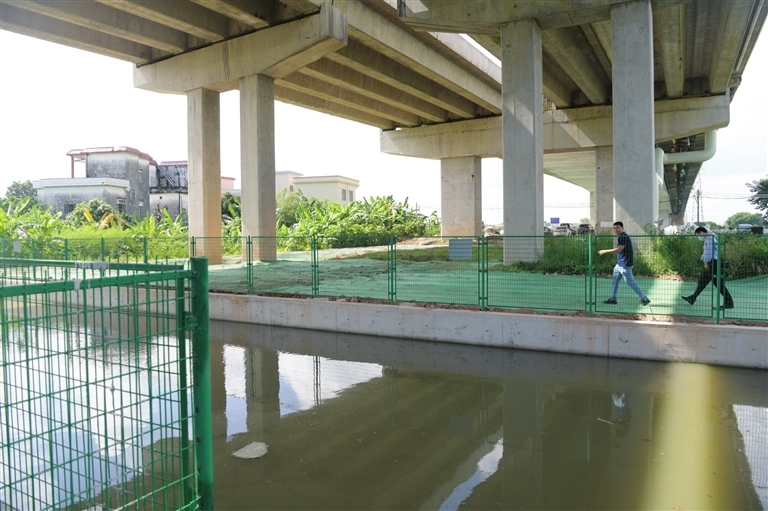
[209,293,768,369]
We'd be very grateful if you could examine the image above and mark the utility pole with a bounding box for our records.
[695,188,701,224]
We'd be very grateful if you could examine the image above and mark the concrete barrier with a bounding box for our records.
[209,293,768,369]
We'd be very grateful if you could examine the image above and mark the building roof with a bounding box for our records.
[33,177,130,189]
[67,146,156,164]
[294,175,360,186]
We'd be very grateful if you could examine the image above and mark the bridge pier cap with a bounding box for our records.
[134,3,348,93]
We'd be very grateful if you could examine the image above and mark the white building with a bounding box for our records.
[275,171,360,206]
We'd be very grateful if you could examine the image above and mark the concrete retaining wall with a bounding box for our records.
[209,294,767,369]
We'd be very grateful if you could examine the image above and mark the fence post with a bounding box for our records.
[190,257,214,510]
[100,237,105,261]
[588,234,594,317]
[715,233,722,325]
[64,238,69,261]
[247,236,253,294]
[143,237,148,264]
[190,236,196,258]
[388,235,396,304]
[175,273,194,505]
[479,236,487,310]
[311,236,319,297]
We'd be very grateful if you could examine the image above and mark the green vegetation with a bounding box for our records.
[358,233,767,282]
[725,211,766,229]
[0,189,441,258]
[275,195,440,251]
[747,178,768,222]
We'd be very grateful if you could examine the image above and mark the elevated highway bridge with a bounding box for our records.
[1,0,764,261]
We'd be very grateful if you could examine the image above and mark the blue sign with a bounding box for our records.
[550,217,560,224]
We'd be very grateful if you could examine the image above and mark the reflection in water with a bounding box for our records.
[0,326,192,510]
[211,322,767,511]
[438,439,503,511]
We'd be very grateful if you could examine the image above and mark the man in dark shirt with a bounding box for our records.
[598,221,650,306]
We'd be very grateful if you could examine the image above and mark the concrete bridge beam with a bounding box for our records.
[612,0,657,233]
[540,26,609,105]
[380,96,730,159]
[440,156,482,237]
[501,19,544,261]
[328,0,502,115]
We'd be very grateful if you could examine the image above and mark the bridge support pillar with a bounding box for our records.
[594,146,614,229]
[440,156,482,236]
[187,87,223,264]
[240,74,277,261]
[501,19,544,261]
[612,0,656,233]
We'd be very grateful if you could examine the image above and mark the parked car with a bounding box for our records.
[544,226,553,235]
[553,225,575,236]
[577,223,594,235]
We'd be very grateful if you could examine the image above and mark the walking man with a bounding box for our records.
[682,227,734,309]
[598,222,650,306]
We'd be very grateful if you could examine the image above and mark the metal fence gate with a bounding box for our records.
[0,257,213,510]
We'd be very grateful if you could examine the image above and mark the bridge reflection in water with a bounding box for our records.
[211,322,767,511]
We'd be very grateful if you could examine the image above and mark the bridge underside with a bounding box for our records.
[1,0,765,258]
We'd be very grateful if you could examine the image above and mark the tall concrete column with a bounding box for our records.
[612,0,655,233]
[440,156,482,236]
[501,19,544,262]
[240,74,277,261]
[187,87,222,264]
[595,146,614,229]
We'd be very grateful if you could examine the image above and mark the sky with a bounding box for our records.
[0,27,766,226]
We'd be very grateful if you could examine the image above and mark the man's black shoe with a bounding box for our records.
[720,304,734,310]
[682,295,695,305]
[640,298,651,306]
[603,299,617,305]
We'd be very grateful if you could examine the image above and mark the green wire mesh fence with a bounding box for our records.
[0,237,192,265]
[0,257,213,510]
[2,233,766,323]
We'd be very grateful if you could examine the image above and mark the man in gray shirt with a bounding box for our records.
[682,226,734,309]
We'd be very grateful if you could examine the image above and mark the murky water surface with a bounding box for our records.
[211,322,768,511]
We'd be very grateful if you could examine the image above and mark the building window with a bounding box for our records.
[342,189,347,201]
[139,200,145,215]
[289,185,294,192]
[65,204,75,214]
[349,190,354,202]
[117,198,126,213]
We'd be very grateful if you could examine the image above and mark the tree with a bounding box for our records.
[746,178,768,221]
[276,189,312,229]
[2,180,38,214]
[221,192,241,220]
[5,180,37,201]
[724,211,766,229]
[699,221,722,231]
[66,199,117,227]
